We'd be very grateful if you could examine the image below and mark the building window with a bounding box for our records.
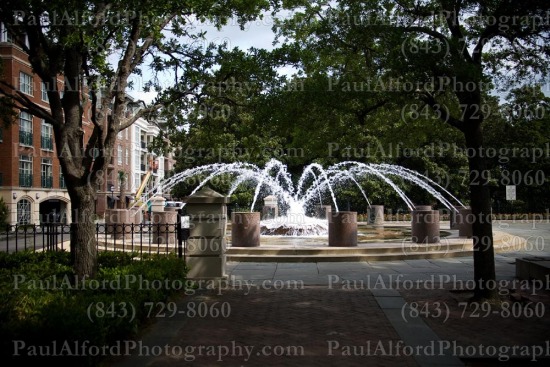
[134,174,140,193]
[41,82,49,102]
[19,72,33,96]
[41,120,53,150]
[125,148,129,165]
[17,199,31,225]
[117,145,122,165]
[60,172,66,189]
[0,22,13,43]
[41,158,53,188]
[19,111,33,146]
[19,155,32,187]
[140,154,146,171]
[134,149,140,171]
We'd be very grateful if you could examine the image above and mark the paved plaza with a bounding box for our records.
[111,221,550,366]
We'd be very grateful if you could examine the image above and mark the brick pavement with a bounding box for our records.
[112,286,418,367]
[111,221,550,367]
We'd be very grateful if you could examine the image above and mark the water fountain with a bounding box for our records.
[121,160,525,263]
[134,159,466,238]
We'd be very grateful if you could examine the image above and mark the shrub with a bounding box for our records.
[0,251,188,366]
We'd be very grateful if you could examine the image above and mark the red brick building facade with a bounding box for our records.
[1,27,176,225]
[0,26,131,225]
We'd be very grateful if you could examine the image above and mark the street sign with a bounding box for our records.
[506,185,516,201]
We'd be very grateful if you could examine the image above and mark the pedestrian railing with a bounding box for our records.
[1,223,190,258]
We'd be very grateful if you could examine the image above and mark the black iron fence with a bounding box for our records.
[0,222,190,258]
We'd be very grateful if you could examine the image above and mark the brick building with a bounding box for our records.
[0,26,95,225]
[0,24,176,224]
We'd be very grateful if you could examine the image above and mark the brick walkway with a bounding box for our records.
[113,286,418,367]
[111,222,550,366]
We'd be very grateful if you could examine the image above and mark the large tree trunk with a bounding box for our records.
[68,184,98,278]
[464,125,498,301]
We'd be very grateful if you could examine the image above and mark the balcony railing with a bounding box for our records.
[19,131,33,146]
[41,175,53,188]
[41,136,53,150]
[19,173,32,187]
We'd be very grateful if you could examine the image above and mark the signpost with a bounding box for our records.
[506,185,516,215]
[506,185,516,201]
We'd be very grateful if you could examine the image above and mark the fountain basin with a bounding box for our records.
[260,215,328,236]
[225,229,523,262]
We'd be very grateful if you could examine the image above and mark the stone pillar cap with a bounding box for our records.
[263,195,278,204]
[184,187,229,204]
[149,196,166,202]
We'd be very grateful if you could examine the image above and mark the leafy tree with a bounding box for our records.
[0,0,269,277]
[276,0,550,300]
[485,85,550,213]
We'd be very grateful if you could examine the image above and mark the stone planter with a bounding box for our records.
[262,195,278,219]
[367,205,384,226]
[457,207,473,238]
[105,209,135,239]
[328,211,358,247]
[151,210,177,246]
[231,212,261,247]
[411,209,440,243]
[449,206,462,230]
[314,205,332,219]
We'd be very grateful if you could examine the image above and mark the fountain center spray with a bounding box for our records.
[132,159,466,236]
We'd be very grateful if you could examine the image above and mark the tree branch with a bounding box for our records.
[0,81,56,125]
[442,1,474,63]
[118,82,201,131]
[419,91,465,132]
